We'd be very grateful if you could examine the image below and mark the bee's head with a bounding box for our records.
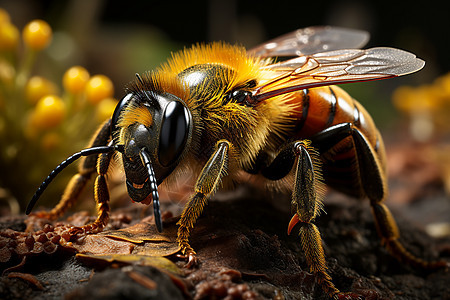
[111,74,192,231]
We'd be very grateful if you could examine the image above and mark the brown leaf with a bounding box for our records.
[99,221,178,243]
[76,254,182,275]
[132,241,181,257]
[71,235,135,255]
[66,221,180,257]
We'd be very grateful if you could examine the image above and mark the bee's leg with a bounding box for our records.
[289,140,344,297]
[176,140,231,266]
[34,119,112,220]
[351,128,448,270]
[69,148,113,235]
[256,139,343,297]
[313,123,448,270]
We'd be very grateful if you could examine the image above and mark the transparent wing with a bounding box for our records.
[254,47,425,101]
[248,26,370,58]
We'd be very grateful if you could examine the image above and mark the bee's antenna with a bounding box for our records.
[135,73,161,110]
[139,148,163,232]
[26,145,121,215]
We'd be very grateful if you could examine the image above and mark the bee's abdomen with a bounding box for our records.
[289,86,378,149]
[286,86,386,196]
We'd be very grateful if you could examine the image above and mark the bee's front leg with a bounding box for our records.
[176,140,231,267]
[68,148,113,236]
[31,119,112,221]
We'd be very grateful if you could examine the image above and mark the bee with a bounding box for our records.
[27,26,448,298]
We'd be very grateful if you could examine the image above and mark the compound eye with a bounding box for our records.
[111,93,133,133]
[159,101,191,167]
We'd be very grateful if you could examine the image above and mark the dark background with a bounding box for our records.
[2,0,448,77]
[1,0,449,128]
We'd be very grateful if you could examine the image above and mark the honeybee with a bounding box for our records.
[27,26,448,299]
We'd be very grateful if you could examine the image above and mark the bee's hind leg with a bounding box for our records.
[314,123,448,270]
[349,126,448,270]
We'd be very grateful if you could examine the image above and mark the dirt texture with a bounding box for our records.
[0,181,449,300]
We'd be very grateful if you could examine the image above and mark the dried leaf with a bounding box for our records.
[69,221,180,257]
[71,235,135,255]
[76,253,182,275]
[132,241,180,257]
[99,221,178,243]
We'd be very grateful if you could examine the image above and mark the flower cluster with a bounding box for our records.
[0,8,117,211]
[393,73,450,142]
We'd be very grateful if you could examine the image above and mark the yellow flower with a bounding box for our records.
[22,20,52,51]
[25,76,59,105]
[97,97,118,122]
[0,8,11,24]
[0,22,19,51]
[0,59,15,85]
[41,132,61,150]
[392,86,416,112]
[33,95,66,129]
[63,66,90,94]
[85,75,114,104]
[434,73,450,97]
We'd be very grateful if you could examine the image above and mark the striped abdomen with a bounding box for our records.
[287,86,387,198]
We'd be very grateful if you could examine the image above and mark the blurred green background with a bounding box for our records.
[1,0,449,214]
